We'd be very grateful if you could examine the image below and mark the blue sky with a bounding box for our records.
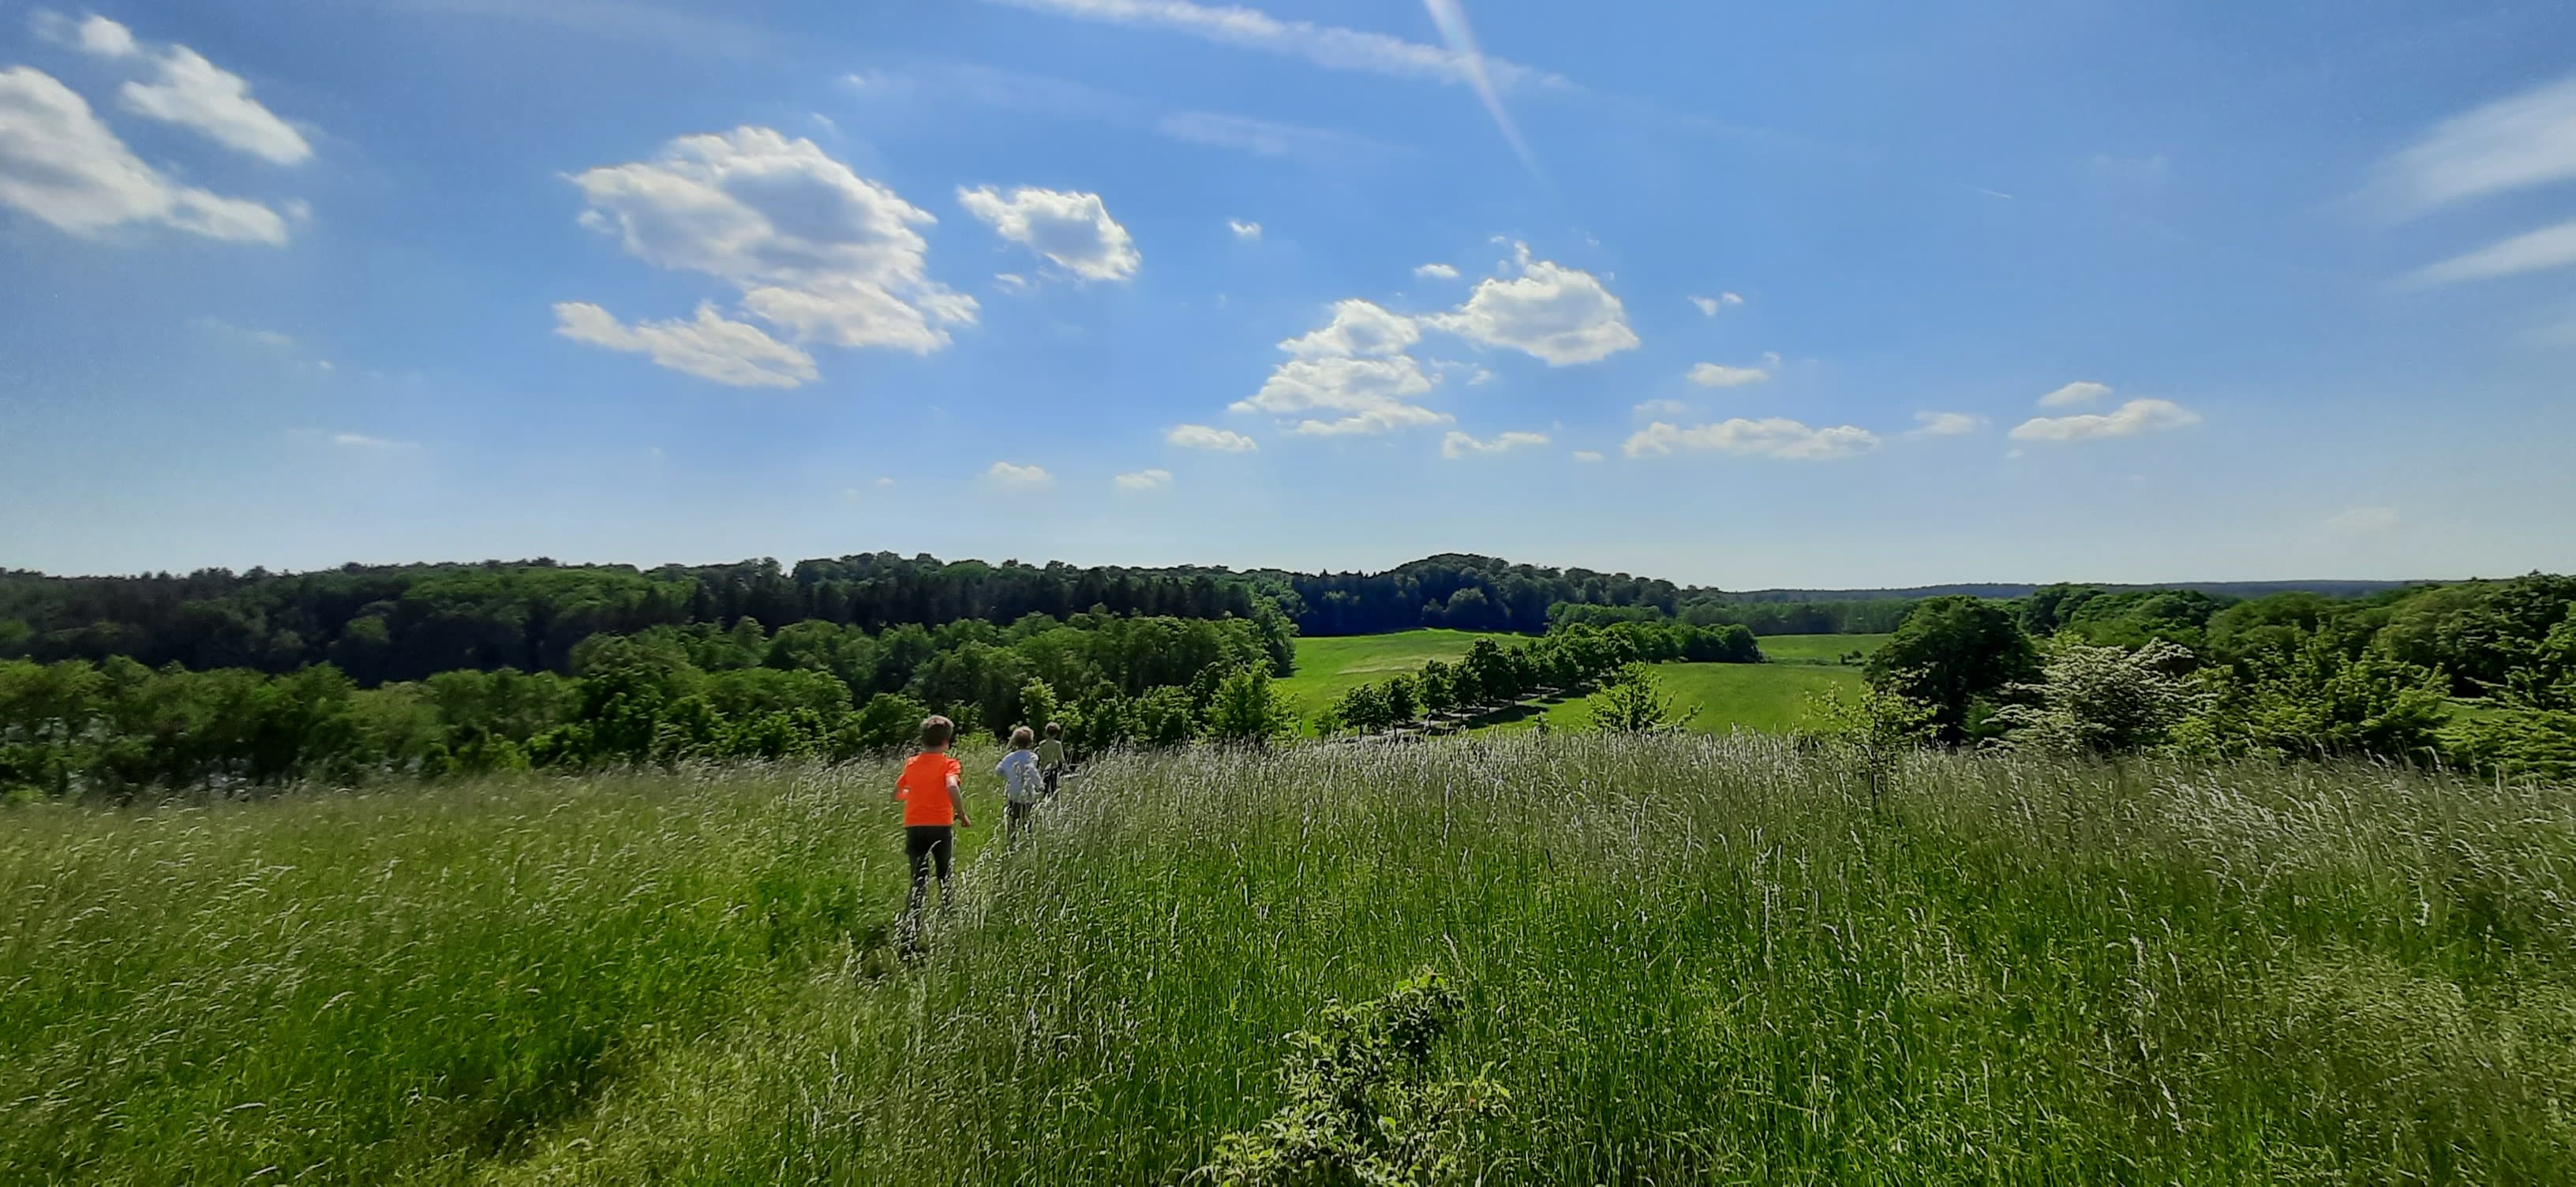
[3,0,2572,587]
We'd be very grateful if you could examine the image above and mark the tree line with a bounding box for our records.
[1845,572,2575,781]
[1316,620,1759,736]
[0,609,1301,800]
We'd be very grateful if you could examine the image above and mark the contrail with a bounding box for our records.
[1421,0,1542,178]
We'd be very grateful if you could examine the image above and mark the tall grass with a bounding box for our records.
[6,739,2574,1183]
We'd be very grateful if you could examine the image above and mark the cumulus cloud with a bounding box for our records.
[983,0,1569,93]
[1440,429,1548,459]
[1571,449,1604,462]
[1279,298,1419,358]
[552,301,818,388]
[2409,218,2576,286]
[987,460,1052,489]
[1237,354,1439,418]
[2323,506,2400,535]
[1421,244,1638,365]
[43,14,313,164]
[2009,398,2200,442]
[1290,402,1453,436]
[1113,467,1174,491]
[1687,361,1768,388]
[1166,423,1257,451]
[1228,218,1261,239]
[1623,418,1879,461]
[1413,262,1459,279]
[958,185,1139,281]
[1689,292,1743,316]
[1908,411,1983,436]
[564,127,974,380]
[0,66,286,243]
[2372,74,2576,217]
[2038,380,2113,407]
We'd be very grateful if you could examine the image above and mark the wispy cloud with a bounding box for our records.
[1688,292,1743,316]
[1624,418,1878,461]
[846,61,1392,165]
[983,0,1569,92]
[1154,110,1398,162]
[1420,0,1541,175]
[2407,218,2576,286]
[329,432,414,450]
[1113,467,1173,491]
[2370,74,2576,217]
[1228,218,1262,240]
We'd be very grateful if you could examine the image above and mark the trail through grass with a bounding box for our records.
[9,741,2576,1183]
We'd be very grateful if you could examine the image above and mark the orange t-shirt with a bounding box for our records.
[897,752,963,826]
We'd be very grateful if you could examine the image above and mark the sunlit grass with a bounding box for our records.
[8,740,2574,1183]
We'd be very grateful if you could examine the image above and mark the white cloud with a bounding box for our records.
[1236,354,1437,416]
[987,460,1053,489]
[2037,380,2113,407]
[1633,398,1692,417]
[331,432,411,450]
[1414,262,1459,279]
[1686,361,1768,388]
[983,0,1568,93]
[1290,403,1453,436]
[552,301,818,388]
[1166,423,1257,451]
[1229,218,1261,240]
[1907,410,1983,436]
[2372,74,2576,216]
[994,271,1033,294]
[1623,418,1879,461]
[1421,245,1638,365]
[119,47,313,165]
[874,476,897,487]
[1688,292,1743,316]
[2323,506,2400,535]
[1279,298,1418,358]
[0,66,286,243]
[957,185,1140,281]
[1113,467,1174,491]
[1465,366,1494,386]
[1571,449,1604,462]
[567,127,975,369]
[1440,429,1548,459]
[2009,398,2200,441]
[32,12,137,57]
[2409,218,2576,286]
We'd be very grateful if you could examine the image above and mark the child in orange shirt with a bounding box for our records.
[893,714,973,913]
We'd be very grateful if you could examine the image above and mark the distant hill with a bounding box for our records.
[1713,579,2430,604]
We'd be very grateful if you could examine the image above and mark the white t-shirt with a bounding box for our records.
[996,749,1043,803]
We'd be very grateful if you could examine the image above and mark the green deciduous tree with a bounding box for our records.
[1866,596,2038,743]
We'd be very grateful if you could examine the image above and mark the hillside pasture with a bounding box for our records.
[1479,661,1866,736]
[6,741,2572,1183]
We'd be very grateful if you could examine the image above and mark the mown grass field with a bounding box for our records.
[1481,661,1866,735]
[1275,628,1515,728]
[1755,631,1892,665]
[6,741,2573,1184]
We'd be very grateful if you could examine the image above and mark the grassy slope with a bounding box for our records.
[9,744,2574,1183]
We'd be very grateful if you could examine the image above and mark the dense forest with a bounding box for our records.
[6,551,2572,799]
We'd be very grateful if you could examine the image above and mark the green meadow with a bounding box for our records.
[1274,628,1515,728]
[1479,660,1867,736]
[1754,631,1892,665]
[8,740,2573,1183]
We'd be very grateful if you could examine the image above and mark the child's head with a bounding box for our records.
[918,715,955,751]
[1044,721,1062,739]
[1010,725,1035,751]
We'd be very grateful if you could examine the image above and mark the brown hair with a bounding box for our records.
[918,715,954,749]
[1044,721,1062,738]
[1009,725,1035,749]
